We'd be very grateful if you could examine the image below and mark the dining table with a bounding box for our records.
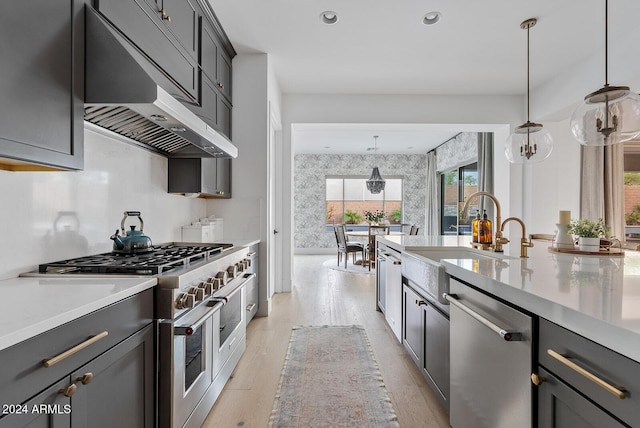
[344,230,404,267]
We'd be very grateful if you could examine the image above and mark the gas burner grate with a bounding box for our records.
[38,243,233,275]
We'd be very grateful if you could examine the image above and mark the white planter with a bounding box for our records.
[578,237,600,252]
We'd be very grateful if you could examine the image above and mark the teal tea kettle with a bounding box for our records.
[110,211,153,254]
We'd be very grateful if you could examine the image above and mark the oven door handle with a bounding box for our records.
[174,302,223,336]
[217,273,256,301]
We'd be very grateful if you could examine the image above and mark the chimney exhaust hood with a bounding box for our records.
[84,7,237,159]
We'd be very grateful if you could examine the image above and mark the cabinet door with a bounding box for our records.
[0,378,71,428]
[402,284,424,366]
[0,0,83,171]
[159,0,199,61]
[217,96,232,139]
[70,325,154,428]
[200,17,220,85]
[96,0,198,101]
[216,158,231,198]
[424,304,450,409]
[217,48,232,101]
[537,367,626,428]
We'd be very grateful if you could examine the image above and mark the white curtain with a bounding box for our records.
[477,133,494,219]
[580,144,625,239]
[425,151,439,235]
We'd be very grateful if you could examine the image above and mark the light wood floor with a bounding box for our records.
[203,255,450,428]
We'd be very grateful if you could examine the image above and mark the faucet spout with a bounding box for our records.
[501,217,533,258]
[461,191,504,251]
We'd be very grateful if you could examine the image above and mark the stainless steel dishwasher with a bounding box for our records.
[445,278,533,428]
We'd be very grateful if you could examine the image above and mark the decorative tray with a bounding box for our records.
[547,246,625,257]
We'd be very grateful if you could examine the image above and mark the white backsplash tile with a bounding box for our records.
[0,128,207,279]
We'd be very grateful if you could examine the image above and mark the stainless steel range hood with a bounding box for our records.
[84,7,237,159]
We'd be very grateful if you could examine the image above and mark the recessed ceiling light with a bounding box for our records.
[320,11,339,25]
[422,11,441,25]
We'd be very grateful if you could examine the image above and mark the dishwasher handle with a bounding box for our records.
[444,293,523,341]
[377,251,401,265]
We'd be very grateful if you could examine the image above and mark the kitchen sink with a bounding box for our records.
[401,247,513,305]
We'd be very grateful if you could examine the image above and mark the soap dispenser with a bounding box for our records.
[472,210,481,243]
[480,209,493,244]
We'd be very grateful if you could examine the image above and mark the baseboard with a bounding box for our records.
[295,248,335,255]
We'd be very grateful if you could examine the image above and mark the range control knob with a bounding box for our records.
[227,265,238,279]
[215,271,229,286]
[184,293,195,308]
[175,292,188,309]
[236,262,245,272]
[189,287,204,301]
[199,281,213,295]
[244,258,252,268]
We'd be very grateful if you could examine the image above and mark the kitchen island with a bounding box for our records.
[378,234,640,363]
[379,234,640,427]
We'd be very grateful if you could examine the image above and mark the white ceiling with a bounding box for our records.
[208,0,640,153]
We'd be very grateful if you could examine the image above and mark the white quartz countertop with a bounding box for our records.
[378,235,640,363]
[0,277,156,351]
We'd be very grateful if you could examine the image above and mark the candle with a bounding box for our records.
[559,210,571,225]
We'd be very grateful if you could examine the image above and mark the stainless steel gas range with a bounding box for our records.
[28,242,257,428]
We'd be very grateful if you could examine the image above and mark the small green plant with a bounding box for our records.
[626,205,640,225]
[363,210,385,224]
[344,210,362,224]
[568,218,610,238]
[389,209,402,223]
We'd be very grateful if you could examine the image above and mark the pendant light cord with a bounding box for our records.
[605,0,609,85]
[526,22,531,123]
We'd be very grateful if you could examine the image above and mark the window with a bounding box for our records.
[624,145,640,240]
[326,177,403,226]
[440,162,478,235]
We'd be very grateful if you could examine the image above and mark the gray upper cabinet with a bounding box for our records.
[0,0,84,171]
[95,0,200,102]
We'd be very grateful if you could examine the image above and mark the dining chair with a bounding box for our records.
[334,224,365,268]
[366,225,390,270]
[409,224,420,235]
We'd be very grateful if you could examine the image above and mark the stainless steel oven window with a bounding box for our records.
[220,291,242,344]
[184,326,204,390]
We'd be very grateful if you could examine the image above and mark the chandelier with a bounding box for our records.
[366,136,385,194]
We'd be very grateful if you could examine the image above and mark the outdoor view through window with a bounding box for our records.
[441,162,478,235]
[326,177,403,226]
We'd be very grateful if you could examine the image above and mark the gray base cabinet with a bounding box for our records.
[0,290,154,428]
[537,367,626,428]
[0,0,84,171]
[402,279,449,412]
[535,318,640,427]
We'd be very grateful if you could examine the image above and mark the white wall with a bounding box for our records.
[0,128,206,280]
[208,53,282,315]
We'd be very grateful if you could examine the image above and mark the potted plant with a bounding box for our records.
[344,210,362,224]
[363,210,385,225]
[567,218,610,252]
[389,209,402,224]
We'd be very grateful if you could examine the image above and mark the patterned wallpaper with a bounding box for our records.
[436,132,478,172]
[294,154,426,249]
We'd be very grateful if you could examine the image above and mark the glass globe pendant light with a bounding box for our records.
[505,18,553,164]
[570,0,640,146]
[366,136,386,194]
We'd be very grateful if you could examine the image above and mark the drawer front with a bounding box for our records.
[0,289,153,406]
[539,318,640,426]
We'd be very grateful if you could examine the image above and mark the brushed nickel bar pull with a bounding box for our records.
[43,331,109,368]
[547,349,626,399]
[246,303,257,312]
[443,293,522,341]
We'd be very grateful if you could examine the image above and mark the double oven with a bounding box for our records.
[29,242,257,428]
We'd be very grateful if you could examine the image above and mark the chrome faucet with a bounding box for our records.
[461,191,505,252]
[501,216,534,258]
